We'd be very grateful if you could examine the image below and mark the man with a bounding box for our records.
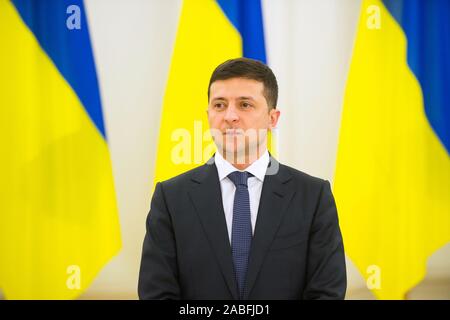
[138,58,346,299]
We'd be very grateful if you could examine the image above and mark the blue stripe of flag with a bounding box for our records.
[383,0,450,154]
[216,0,267,64]
[12,0,107,139]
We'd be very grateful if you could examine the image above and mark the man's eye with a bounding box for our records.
[242,102,251,108]
[214,103,224,109]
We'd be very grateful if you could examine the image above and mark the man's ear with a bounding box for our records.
[269,108,281,129]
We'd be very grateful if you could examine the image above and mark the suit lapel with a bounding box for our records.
[188,162,239,300]
[187,157,295,300]
[244,158,295,299]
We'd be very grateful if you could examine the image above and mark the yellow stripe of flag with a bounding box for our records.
[153,0,241,185]
[0,0,121,299]
[334,0,450,299]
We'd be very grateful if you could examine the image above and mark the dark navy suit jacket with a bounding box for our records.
[138,157,346,299]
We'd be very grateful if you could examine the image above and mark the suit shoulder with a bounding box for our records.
[279,163,328,188]
[157,164,209,189]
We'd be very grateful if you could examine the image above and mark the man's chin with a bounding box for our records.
[222,146,245,157]
[216,143,238,155]
[216,140,264,162]
[221,144,257,164]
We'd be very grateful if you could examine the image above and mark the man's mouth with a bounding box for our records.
[224,129,244,136]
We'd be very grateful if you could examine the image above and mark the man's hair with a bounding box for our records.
[208,57,278,109]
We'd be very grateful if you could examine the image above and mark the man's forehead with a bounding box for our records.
[211,96,256,101]
[211,77,263,88]
[210,78,264,99]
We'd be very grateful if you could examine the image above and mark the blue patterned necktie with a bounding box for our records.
[228,171,253,299]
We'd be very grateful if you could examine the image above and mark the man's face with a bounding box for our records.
[207,77,280,162]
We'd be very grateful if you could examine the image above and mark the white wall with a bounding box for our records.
[84,0,182,298]
[81,0,449,299]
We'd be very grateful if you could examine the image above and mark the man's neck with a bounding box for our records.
[220,144,268,171]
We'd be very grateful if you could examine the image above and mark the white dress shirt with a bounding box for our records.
[214,150,270,244]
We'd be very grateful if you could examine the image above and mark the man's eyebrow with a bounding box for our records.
[237,96,255,101]
[210,97,227,101]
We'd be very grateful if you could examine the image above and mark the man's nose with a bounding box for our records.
[224,104,239,123]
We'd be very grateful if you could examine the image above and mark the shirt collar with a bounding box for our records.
[214,149,270,182]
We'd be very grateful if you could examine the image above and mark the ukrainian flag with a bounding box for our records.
[0,0,121,299]
[153,0,268,184]
[334,0,450,299]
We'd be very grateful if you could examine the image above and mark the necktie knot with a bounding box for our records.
[228,171,252,187]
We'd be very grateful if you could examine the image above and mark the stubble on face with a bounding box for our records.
[208,78,276,168]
